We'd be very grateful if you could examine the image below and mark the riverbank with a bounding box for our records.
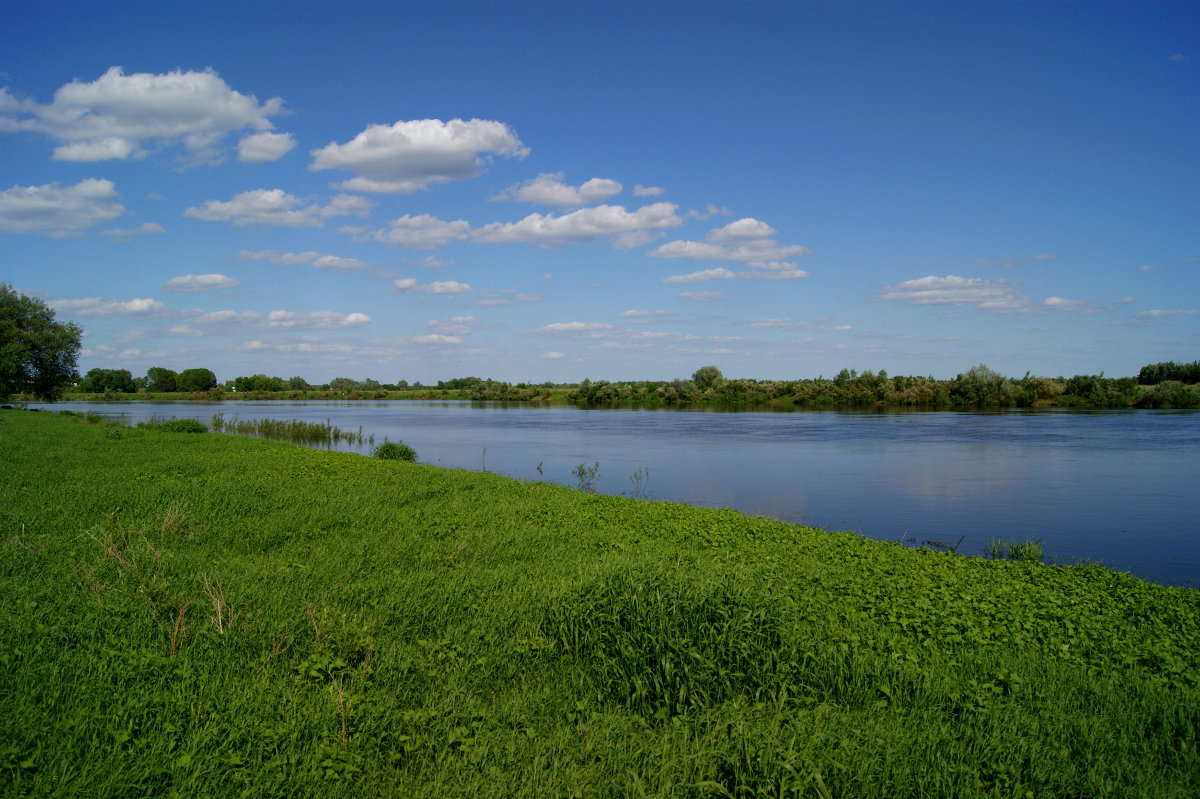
[1,408,1197,796]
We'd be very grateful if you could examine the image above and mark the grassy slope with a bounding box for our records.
[1,409,1197,798]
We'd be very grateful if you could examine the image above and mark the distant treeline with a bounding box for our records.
[59,360,1200,409]
[565,363,1200,410]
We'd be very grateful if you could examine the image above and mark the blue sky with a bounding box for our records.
[2,1,1196,385]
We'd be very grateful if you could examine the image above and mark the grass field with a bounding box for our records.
[1,408,1197,797]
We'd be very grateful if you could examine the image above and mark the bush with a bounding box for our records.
[157,419,207,434]
[373,441,416,461]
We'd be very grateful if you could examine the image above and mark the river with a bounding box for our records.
[32,400,1200,587]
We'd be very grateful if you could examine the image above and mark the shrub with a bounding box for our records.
[157,418,207,434]
[374,441,416,461]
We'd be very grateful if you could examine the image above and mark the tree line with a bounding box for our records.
[2,285,1197,408]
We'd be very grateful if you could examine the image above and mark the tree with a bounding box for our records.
[0,285,83,401]
[77,368,136,393]
[144,367,178,392]
[691,365,725,390]
[177,368,217,392]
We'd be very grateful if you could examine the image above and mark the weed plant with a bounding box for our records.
[1,408,1198,797]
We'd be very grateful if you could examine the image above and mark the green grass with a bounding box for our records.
[1,408,1198,797]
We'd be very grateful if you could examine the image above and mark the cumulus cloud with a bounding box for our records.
[237,249,369,271]
[662,267,736,284]
[163,273,240,292]
[50,296,166,317]
[309,118,528,193]
[533,322,615,336]
[264,310,370,329]
[878,275,1034,313]
[0,67,287,163]
[473,202,683,247]
[184,189,371,227]
[0,179,126,235]
[238,131,296,163]
[392,278,472,295]
[650,217,810,269]
[632,185,664,197]
[369,214,471,249]
[493,172,622,208]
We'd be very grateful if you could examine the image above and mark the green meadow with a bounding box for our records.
[1,408,1197,797]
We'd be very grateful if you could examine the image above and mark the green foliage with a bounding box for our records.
[233,373,287,392]
[573,461,600,493]
[1138,360,1200,385]
[984,537,1045,562]
[373,441,417,461]
[0,284,83,401]
[155,418,208,433]
[143,366,178,393]
[1,409,1198,798]
[176,367,217,392]
[692,365,725,390]
[77,367,137,394]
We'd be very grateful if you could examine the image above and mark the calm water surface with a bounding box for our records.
[35,400,1200,586]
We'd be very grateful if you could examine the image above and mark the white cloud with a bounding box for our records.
[534,322,615,336]
[425,280,472,294]
[309,118,528,193]
[237,249,369,271]
[541,351,567,359]
[878,275,1034,313]
[0,67,287,164]
[650,217,809,268]
[50,296,166,317]
[407,334,462,345]
[632,185,664,197]
[370,214,470,249]
[494,172,622,208]
[264,310,371,329]
[473,202,683,247]
[0,178,125,235]
[237,131,296,163]
[662,267,736,284]
[184,189,371,227]
[101,221,165,240]
[170,325,204,336]
[1139,265,1157,272]
[164,273,240,292]
[392,278,472,295]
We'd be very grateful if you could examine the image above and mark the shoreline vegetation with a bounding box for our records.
[2,408,1197,796]
[38,360,1200,410]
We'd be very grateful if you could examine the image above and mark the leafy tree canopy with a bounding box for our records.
[144,366,178,392]
[691,365,725,390]
[177,368,217,392]
[0,284,82,401]
[77,368,137,394]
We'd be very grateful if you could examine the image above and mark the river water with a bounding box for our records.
[33,400,1200,587]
